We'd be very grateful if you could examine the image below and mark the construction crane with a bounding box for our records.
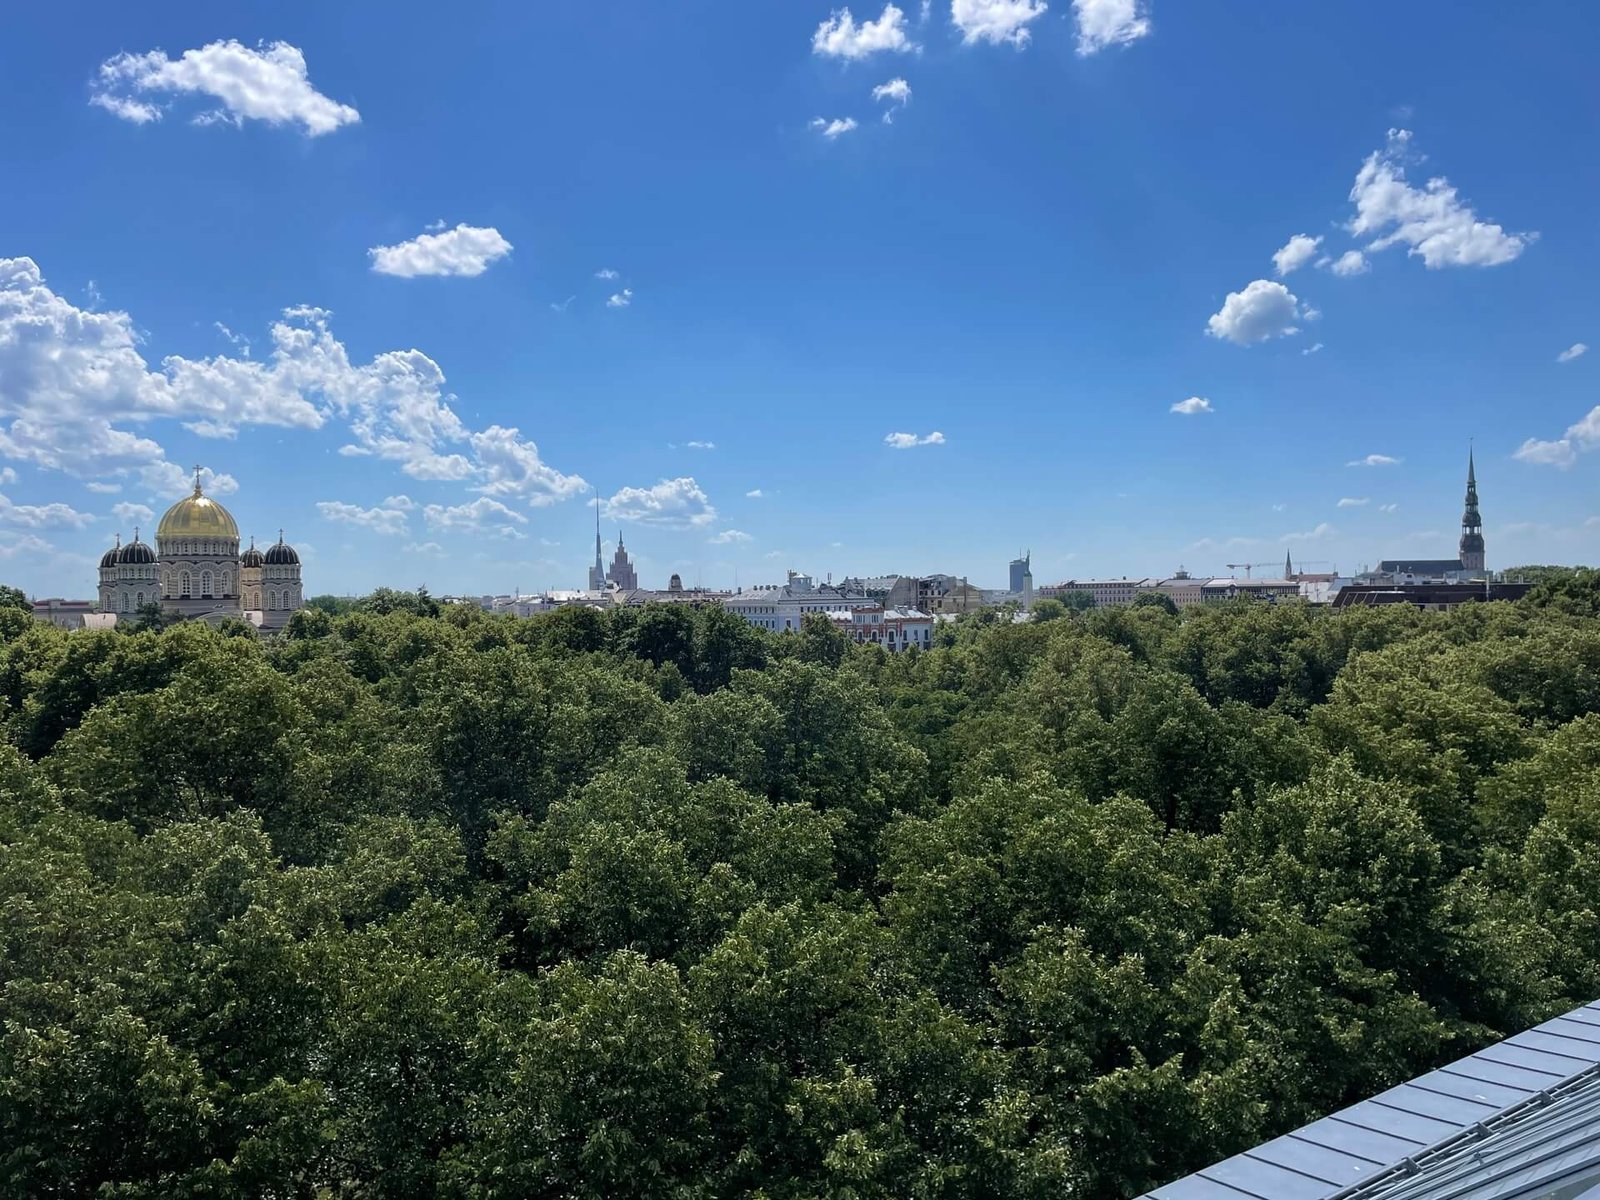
[1226,562,1272,579]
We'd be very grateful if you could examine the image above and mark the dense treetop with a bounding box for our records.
[2,576,1598,1198]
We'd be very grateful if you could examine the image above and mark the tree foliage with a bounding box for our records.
[1,589,1598,1196]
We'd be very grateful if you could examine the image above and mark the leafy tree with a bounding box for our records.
[0,583,28,611]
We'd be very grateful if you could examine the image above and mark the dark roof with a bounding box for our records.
[1140,998,1600,1200]
[240,542,265,568]
[1377,559,1467,574]
[1334,584,1533,609]
[264,538,299,566]
[117,538,155,565]
[99,543,121,568]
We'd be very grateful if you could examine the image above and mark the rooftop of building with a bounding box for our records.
[1140,997,1600,1200]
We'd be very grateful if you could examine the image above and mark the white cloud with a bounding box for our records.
[111,501,155,526]
[1557,342,1588,364]
[0,258,586,507]
[686,440,716,450]
[1514,405,1600,469]
[953,0,1049,47]
[141,463,239,497]
[1379,503,1399,513]
[1281,522,1335,542]
[872,78,912,107]
[91,40,359,136]
[1328,249,1370,277]
[1170,396,1213,415]
[746,488,764,498]
[595,268,620,281]
[316,500,410,536]
[604,478,717,529]
[606,289,633,308]
[1336,497,1369,508]
[404,541,445,555]
[709,529,753,544]
[0,533,54,562]
[1302,343,1325,357]
[369,224,513,279]
[85,480,118,494]
[885,430,946,448]
[1272,234,1322,277]
[1205,279,1305,346]
[382,494,416,511]
[0,493,95,530]
[423,497,529,537]
[1348,129,1533,269]
[813,5,916,58]
[1071,0,1152,54]
[1347,453,1401,467]
[810,117,859,139]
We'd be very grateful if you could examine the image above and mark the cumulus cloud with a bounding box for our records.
[1170,397,1213,415]
[1557,342,1587,364]
[1072,0,1152,54]
[1302,343,1325,356]
[604,478,717,529]
[1328,249,1370,277]
[1514,405,1600,469]
[746,489,764,498]
[1273,234,1322,276]
[423,497,529,537]
[1281,522,1335,542]
[810,117,859,139]
[369,224,513,278]
[404,541,444,555]
[0,494,96,530]
[1347,453,1402,467]
[1205,279,1305,345]
[111,501,156,526]
[1348,129,1533,269]
[813,5,916,58]
[872,78,912,106]
[606,288,633,308]
[885,430,946,448]
[316,500,410,535]
[1337,497,1369,508]
[953,0,1049,47]
[709,529,753,544]
[0,258,586,508]
[91,39,359,136]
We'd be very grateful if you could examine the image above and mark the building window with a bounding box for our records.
[220,570,231,596]
[136,592,143,607]
[121,592,130,613]
[180,571,191,598]
[201,570,213,598]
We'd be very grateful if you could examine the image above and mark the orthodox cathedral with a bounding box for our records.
[97,470,304,629]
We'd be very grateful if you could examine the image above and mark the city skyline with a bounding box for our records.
[3,3,1598,598]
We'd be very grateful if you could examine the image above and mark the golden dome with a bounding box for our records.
[157,474,239,542]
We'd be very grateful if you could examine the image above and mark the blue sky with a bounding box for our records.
[2,0,1596,597]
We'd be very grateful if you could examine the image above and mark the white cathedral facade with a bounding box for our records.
[97,471,304,630]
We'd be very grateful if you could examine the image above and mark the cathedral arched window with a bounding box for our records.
[220,570,231,596]
[136,592,144,607]
[180,571,191,598]
[201,570,213,598]
[121,592,130,613]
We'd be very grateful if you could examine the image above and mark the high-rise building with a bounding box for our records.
[1008,551,1031,594]
[607,531,638,590]
[1459,446,1485,573]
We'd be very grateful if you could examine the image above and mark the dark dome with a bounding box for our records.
[264,537,299,566]
[118,538,156,565]
[100,541,121,568]
[240,540,265,568]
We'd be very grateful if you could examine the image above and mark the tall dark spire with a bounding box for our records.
[1459,444,1485,573]
[1284,548,1294,579]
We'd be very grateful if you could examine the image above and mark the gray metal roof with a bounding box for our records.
[1142,1000,1600,1200]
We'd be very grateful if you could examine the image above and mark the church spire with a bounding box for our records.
[1284,548,1294,579]
[1459,443,1485,574]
